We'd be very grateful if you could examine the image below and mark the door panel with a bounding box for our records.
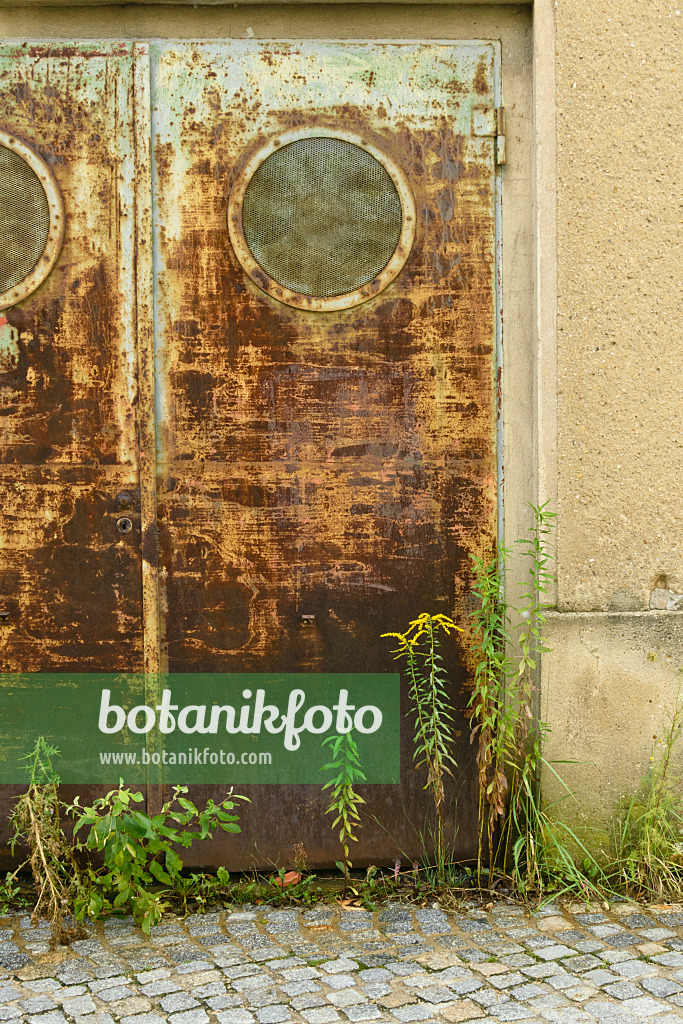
[0,43,147,857]
[151,42,497,866]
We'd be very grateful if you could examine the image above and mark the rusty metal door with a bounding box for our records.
[150,41,499,867]
[0,43,154,854]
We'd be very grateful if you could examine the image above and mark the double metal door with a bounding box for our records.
[0,40,498,866]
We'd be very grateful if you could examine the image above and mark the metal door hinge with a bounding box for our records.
[472,105,506,165]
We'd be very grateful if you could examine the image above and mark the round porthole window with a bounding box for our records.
[0,129,64,310]
[228,128,415,311]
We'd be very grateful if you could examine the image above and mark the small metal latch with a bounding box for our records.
[472,105,506,166]
[300,614,316,626]
[0,609,10,623]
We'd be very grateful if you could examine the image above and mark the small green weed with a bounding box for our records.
[321,731,366,877]
[612,687,683,899]
[69,783,247,933]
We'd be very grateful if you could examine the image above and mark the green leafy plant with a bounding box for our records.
[0,872,22,914]
[382,612,462,882]
[321,731,366,877]
[612,687,683,899]
[69,783,247,933]
[467,503,609,900]
[8,738,84,945]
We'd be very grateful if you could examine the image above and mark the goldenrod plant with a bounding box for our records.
[382,612,462,882]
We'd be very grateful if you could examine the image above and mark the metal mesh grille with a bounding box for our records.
[0,143,51,294]
[241,137,403,298]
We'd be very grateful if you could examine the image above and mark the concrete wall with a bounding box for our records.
[542,0,683,840]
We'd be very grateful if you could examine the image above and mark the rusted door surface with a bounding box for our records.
[150,42,499,866]
[0,43,150,852]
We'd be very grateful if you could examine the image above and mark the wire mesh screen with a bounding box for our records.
[0,144,51,295]
[241,137,404,298]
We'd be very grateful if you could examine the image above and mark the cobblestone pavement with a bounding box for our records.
[3,900,683,1024]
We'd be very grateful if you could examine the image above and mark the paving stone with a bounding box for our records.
[21,995,58,1013]
[359,969,394,984]
[510,985,545,1000]
[599,951,636,965]
[391,1006,438,1022]
[489,1003,535,1021]
[62,995,98,1015]
[547,975,579,992]
[320,960,361,975]
[302,1010,341,1024]
[141,979,182,997]
[249,990,282,1007]
[94,984,137,1003]
[581,969,621,986]
[161,992,200,1012]
[26,1013,67,1024]
[25,981,62,994]
[437,999,487,1022]
[341,1005,382,1022]
[205,993,241,1010]
[652,953,683,968]
[327,989,366,1008]
[522,965,566,980]
[535,947,578,962]
[562,955,602,972]
[637,930,675,942]
[255,1006,290,1023]
[640,977,682,997]
[563,986,597,1002]
[527,995,569,1011]
[470,989,511,1009]
[281,980,321,996]
[168,1010,210,1024]
[601,981,644,1000]
[443,979,483,997]
[324,975,357,991]
[612,960,656,980]
[216,1011,256,1024]
[418,988,456,1004]
[502,955,538,969]
[539,1009,594,1024]
[361,982,392,998]
[619,995,671,1017]
[293,996,327,1010]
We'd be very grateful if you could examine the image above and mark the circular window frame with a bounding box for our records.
[0,129,65,311]
[227,127,416,312]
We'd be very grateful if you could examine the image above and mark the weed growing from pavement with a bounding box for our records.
[611,686,683,899]
[69,782,247,933]
[321,730,367,877]
[382,613,462,883]
[7,738,84,946]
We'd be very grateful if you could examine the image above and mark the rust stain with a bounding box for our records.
[150,42,497,867]
[473,55,490,96]
[0,47,144,669]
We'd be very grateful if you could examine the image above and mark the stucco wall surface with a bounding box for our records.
[555,0,683,612]
[543,611,683,852]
